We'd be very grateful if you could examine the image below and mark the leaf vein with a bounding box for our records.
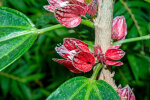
[69,82,87,100]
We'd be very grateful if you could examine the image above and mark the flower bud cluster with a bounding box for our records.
[117,85,136,100]
[53,38,95,73]
[44,0,97,28]
[52,16,127,72]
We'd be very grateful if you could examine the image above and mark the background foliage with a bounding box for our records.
[0,0,149,100]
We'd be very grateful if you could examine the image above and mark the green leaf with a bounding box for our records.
[47,77,121,100]
[127,1,150,10]
[1,77,10,97]
[127,54,150,80]
[144,0,150,3]
[0,7,38,71]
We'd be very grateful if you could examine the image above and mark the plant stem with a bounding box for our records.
[113,34,150,45]
[94,0,118,90]
[91,64,102,80]
[37,24,63,34]
[37,20,94,34]
[94,0,113,52]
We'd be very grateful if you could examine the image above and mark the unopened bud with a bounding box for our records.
[112,16,127,40]
[117,85,136,100]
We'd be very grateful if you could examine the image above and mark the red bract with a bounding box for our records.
[86,0,97,16]
[44,0,66,12]
[112,16,127,40]
[53,59,81,73]
[87,4,97,16]
[44,0,97,28]
[64,38,89,52]
[94,45,125,66]
[55,5,87,28]
[94,45,102,56]
[73,51,95,72]
[117,85,136,100]
[53,38,95,73]
[76,0,85,3]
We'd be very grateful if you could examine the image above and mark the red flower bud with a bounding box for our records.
[53,38,95,73]
[55,5,87,28]
[106,60,123,66]
[44,0,97,28]
[44,0,66,12]
[112,16,127,40]
[94,45,102,56]
[87,4,97,16]
[94,45,125,66]
[53,59,81,73]
[105,48,125,60]
[64,38,89,52]
[117,85,136,100]
[73,51,95,72]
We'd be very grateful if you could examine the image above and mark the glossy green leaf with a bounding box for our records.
[47,77,121,100]
[0,7,38,71]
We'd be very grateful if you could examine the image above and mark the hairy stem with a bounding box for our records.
[94,0,113,52]
[113,34,150,45]
[94,0,117,90]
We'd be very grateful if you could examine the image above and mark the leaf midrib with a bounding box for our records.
[0,28,37,42]
[84,80,94,100]
[0,25,31,29]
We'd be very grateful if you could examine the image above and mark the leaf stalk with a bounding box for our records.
[91,64,102,80]
[37,20,94,34]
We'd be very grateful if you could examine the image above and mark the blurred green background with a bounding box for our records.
[0,0,149,100]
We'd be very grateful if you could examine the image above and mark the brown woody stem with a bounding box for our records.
[94,0,117,90]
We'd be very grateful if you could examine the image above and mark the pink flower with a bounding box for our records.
[117,85,136,100]
[44,0,97,28]
[94,45,125,66]
[53,38,95,73]
[112,16,127,40]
